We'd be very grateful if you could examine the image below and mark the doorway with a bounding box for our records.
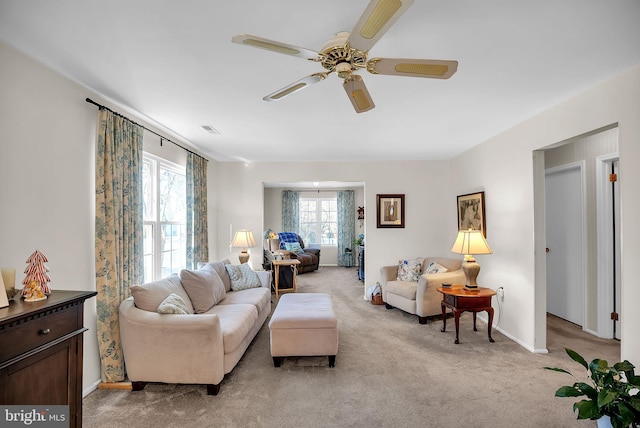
[533,124,620,352]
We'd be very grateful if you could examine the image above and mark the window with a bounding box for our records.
[142,153,186,281]
[299,196,337,246]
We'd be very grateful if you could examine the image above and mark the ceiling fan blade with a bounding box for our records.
[263,73,328,102]
[367,58,458,79]
[343,75,375,113]
[232,34,318,60]
[347,0,414,53]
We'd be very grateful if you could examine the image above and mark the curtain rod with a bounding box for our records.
[85,97,207,161]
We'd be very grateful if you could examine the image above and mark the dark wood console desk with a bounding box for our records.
[0,290,97,428]
[437,285,496,344]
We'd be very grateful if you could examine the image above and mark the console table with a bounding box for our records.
[0,290,97,428]
[437,285,496,344]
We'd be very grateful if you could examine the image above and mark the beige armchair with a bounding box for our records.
[379,257,465,324]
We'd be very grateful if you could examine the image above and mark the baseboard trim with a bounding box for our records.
[98,381,133,391]
[83,379,101,398]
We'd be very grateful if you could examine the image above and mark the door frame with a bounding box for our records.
[544,161,587,331]
[596,153,620,339]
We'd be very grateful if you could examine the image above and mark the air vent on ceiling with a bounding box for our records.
[202,124,221,135]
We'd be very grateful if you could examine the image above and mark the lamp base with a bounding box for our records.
[238,251,250,264]
[462,261,481,287]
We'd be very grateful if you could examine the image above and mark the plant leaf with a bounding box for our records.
[566,348,588,370]
[575,382,598,400]
[598,389,617,408]
[574,399,600,420]
[544,367,572,375]
[556,385,584,398]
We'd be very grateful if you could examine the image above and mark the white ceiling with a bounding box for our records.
[1,0,639,162]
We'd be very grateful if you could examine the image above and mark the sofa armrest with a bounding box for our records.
[119,297,225,385]
[256,270,272,288]
[379,265,398,301]
[415,270,467,317]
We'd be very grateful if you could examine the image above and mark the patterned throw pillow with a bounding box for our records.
[284,242,305,255]
[396,258,425,282]
[425,262,449,274]
[225,264,262,291]
[157,293,191,315]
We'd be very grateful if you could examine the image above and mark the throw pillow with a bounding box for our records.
[396,258,425,282]
[284,242,305,255]
[199,260,232,292]
[157,293,191,315]
[179,268,226,313]
[425,261,449,274]
[130,274,194,314]
[224,264,262,291]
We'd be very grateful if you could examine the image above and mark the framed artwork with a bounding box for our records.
[457,191,486,237]
[376,194,405,228]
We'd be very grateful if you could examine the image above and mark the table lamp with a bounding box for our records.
[450,229,492,289]
[232,229,256,264]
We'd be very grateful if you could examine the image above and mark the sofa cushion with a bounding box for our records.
[198,259,232,292]
[397,258,424,282]
[207,303,258,354]
[180,268,227,313]
[425,261,448,274]
[130,274,194,314]
[157,293,191,315]
[225,264,262,291]
[218,287,270,315]
[386,280,417,301]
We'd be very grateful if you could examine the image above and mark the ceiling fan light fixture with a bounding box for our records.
[336,62,353,79]
[360,0,403,39]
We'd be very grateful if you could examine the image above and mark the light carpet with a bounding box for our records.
[84,266,619,428]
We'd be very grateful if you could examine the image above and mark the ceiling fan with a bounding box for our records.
[232,0,458,113]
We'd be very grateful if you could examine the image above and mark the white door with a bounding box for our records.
[545,166,584,325]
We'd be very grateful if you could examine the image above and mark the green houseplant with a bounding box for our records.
[544,348,640,428]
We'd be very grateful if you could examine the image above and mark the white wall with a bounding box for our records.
[451,64,640,361]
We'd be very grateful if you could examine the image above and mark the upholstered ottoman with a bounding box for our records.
[269,293,338,367]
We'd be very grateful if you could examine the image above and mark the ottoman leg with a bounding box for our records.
[273,357,283,367]
[328,355,336,368]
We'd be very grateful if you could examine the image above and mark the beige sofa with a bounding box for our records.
[119,259,271,395]
[379,257,465,324]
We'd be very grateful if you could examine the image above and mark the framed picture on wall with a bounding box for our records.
[376,194,405,228]
[457,191,486,237]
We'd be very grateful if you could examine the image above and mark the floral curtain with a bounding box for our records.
[281,190,299,233]
[337,190,355,266]
[186,152,209,269]
[95,109,144,382]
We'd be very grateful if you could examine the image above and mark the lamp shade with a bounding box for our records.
[450,229,492,256]
[231,229,256,249]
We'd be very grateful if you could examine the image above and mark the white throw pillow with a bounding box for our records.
[396,258,425,282]
[157,293,191,315]
[425,261,449,274]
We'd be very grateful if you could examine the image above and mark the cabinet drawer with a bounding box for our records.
[0,308,79,362]
[444,294,456,306]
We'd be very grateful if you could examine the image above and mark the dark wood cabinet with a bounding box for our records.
[0,290,96,428]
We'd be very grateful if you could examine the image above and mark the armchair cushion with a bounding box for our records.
[397,258,425,282]
[424,261,448,274]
